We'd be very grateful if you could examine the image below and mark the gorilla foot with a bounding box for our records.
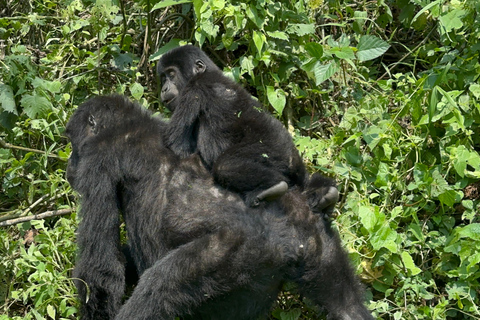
[249,181,288,207]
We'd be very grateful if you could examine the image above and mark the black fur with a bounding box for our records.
[66,95,373,320]
[158,45,338,208]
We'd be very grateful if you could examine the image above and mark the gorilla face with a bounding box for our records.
[159,66,182,111]
[157,46,216,111]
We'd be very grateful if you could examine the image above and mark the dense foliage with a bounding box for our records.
[1,0,479,319]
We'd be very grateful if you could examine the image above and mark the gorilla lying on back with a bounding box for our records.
[66,95,374,320]
[158,45,338,210]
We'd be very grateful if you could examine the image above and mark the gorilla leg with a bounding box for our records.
[212,144,290,207]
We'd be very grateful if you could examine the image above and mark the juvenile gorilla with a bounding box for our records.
[158,45,338,209]
[66,95,373,320]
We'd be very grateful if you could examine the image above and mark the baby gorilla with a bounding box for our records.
[158,45,338,210]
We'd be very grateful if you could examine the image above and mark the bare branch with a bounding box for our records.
[0,137,66,161]
[0,209,74,227]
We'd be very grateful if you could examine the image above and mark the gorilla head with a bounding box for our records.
[157,45,220,111]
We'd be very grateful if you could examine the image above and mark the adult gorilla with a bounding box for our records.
[66,95,373,320]
[158,45,338,210]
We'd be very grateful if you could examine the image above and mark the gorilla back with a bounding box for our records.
[66,95,373,320]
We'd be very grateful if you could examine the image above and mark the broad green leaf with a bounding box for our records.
[246,4,264,29]
[401,251,422,275]
[362,125,382,150]
[469,84,480,99]
[457,223,480,241]
[356,35,390,62]
[151,0,192,11]
[449,145,480,178]
[266,86,286,116]
[0,84,17,115]
[375,162,390,187]
[302,60,338,85]
[371,224,398,252]
[32,78,62,94]
[266,31,288,41]
[21,94,52,119]
[330,47,355,60]
[286,23,315,36]
[358,205,376,232]
[439,9,466,32]
[305,42,323,59]
[438,190,457,207]
[130,82,144,101]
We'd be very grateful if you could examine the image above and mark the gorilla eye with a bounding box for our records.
[168,70,175,78]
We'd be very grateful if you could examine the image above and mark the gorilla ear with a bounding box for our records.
[194,59,206,74]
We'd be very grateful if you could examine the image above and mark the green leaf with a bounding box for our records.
[32,78,62,94]
[374,162,390,187]
[438,190,457,207]
[266,86,286,116]
[469,84,480,99]
[353,11,368,34]
[330,46,355,60]
[305,42,323,59]
[449,145,480,178]
[47,305,56,319]
[130,82,144,101]
[253,31,266,55]
[401,251,422,275]
[362,125,382,150]
[439,9,466,32]
[411,0,441,24]
[266,31,289,41]
[358,205,376,232]
[286,23,315,36]
[356,35,390,62]
[151,0,192,11]
[302,60,338,85]
[21,94,52,119]
[0,84,17,115]
[457,223,480,241]
[371,224,398,252]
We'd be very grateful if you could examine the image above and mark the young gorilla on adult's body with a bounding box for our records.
[67,95,374,320]
[158,45,338,210]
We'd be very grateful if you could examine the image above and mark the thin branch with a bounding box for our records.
[0,209,74,227]
[0,137,66,161]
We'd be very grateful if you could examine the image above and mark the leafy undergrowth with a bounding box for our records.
[1,0,479,319]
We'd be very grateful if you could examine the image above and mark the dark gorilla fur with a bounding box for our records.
[66,95,373,320]
[157,45,338,209]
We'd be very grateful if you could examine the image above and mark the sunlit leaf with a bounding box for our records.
[357,35,390,61]
[266,86,286,116]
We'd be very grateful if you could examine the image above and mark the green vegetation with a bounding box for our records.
[1,0,479,319]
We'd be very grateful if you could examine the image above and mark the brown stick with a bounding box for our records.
[0,209,74,227]
[0,138,66,160]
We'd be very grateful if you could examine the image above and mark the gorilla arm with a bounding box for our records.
[165,85,206,158]
[70,145,126,320]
